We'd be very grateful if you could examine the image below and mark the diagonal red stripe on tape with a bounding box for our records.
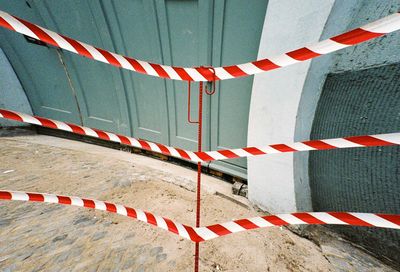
[17,17,58,47]
[125,207,137,218]
[138,140,151,150]
[66,123,85,135]
[145,212,157,225]
[328,212,373,226]
[195,67,220,81]
[378,214,400,226]
[0,109,23,122]
[224,65,247,77]
[286,47,321,61]
[164,218,179,234]
[262,215,289,226]
[0,191,12,200]
[104,202,117,213]
[27,193,44,202]
[82,199,96,209]
[270,144,297,152]
[150,63,170,79]
[194,152,214,161]
[217,150,240,159]
[116,134,131,145]
[175,148,191,160]
[60,35,93,59]
[206,224,231,236]
[234,219,259,230]
[35,117,57,129]
[242,147,266,156]
[302,140,336,150]
[345,135,394,147]
[0,17,14,30]
[96,48,121,67]
[125,57,146,73]
[156,143,171,155]
[331,28,382,45]
[57,196,71,205]
[173,67,193,81]
[292,213,325,224]
[184,225,204,243]
[252,59,280,71]
[92,129,110,140]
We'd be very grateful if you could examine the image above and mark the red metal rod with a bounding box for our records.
[194,81,203,272]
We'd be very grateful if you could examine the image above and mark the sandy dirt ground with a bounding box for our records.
[0,134,396,271]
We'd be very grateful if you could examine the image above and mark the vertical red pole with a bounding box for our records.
[194,81,203,272]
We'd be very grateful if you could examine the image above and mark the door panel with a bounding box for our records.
[209,0,268,177]
[0,0,81,123]
[33,0,130,134]
[100,0,169,143]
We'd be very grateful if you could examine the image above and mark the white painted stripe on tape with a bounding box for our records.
[268,54,299,67]
[230,148,253,157]
[17,113,41,125]
[127,137,142,148]
[93,200,107,211]
[50,120,73,132]
[136,209,147,222]
[175,223,190,240]
[237,63,262,75]
[147,142,161,153]
[220,221,246,233]
[81,127,98,138]
[70,197,84,207]
[105,132,121,143]
[257,145,281,154]
[0,11,39,39]
[110,52,132,70]
[79,42,108,63]
[307,39,348,54]
[11,192,29,201]
[184,68,207,81]
[214,67,234,79]
[195,227,219,240]
[361,13,400,33]
[285,142,315,151]
[203,151,227,160]
[248,217,274,228]
[115,204,128,216]
[350,213,400,229]
[277,214,307,225]
[38,27,78,53]
[161,65,181,80]
[321,138,362,148]
[43,194,59,203]
[311,213,347,225]
[137,60,158,76]
[372,133,400,145]
[154,216,169,231]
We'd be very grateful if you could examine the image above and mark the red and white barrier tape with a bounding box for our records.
[1,190,399,242]
[1,10,399,81]
[1,108,400,163]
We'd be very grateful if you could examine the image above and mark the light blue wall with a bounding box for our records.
[0,48,32,127]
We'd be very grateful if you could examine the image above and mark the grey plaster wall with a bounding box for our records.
[0,48,32,127]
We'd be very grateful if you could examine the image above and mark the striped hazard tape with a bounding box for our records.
[1,190,399,242]
[0,10,399,81]
[1,108,400,162]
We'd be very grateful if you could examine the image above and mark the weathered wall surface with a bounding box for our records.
[307,0,400,264]
[0,48,32,127]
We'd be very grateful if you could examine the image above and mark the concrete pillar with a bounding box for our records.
[247,0,335,213]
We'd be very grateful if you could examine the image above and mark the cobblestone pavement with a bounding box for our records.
[0,134,396,271]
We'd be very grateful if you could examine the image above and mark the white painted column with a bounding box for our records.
[247,0,335,213]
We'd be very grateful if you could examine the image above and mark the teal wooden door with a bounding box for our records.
[33,0,131,134]
[0,0,267,178]
[0,0,81,124]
